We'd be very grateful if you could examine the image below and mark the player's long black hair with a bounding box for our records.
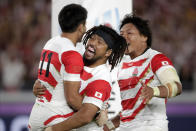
[83,25,127,71]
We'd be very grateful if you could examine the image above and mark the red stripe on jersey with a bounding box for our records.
[61,51,84,74]
[121,76,153,122]
[138,63,150,79]
[81,80,111,102]
[40,50,61,72]
[151,54,173,73]
[44,112,74,126]
[121,87,143,110]
[38,70,57,87]
[121,99,146,122]
[118,63,150,91]
[143,75,154,87]
[122,58,147,69]
[119,76,139,91]
[80,69,93,81]
[121,76,154,110]
[38,99,44,103]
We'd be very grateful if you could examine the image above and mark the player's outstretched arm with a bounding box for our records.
[45,103,99,131]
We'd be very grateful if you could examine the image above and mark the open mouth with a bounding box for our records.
[85,46,95,57]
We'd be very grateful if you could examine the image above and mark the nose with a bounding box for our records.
[123,34,128,40]
[89,38,98,47]
[122,35,129,44]
[87,41,96,49]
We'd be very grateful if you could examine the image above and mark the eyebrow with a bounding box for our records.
[97,36,105,42]
[93,34,104,42]
[120,30,124,34]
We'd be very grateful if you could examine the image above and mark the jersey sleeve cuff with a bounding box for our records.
[83,96,103,109]
[63,74,81,81]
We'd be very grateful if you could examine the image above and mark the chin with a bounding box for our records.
[78,39,82,43]
[125,49,130,55]
[125,47,134,54]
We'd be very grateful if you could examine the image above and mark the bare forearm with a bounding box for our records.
[67,94,83,111]
[52,113,89,131]
[51,104,98,131]
[156,85,169,98]
[155,81,182,98]
[64,81,83,111]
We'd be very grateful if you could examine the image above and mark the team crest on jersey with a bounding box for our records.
[132,68,138,76]
[95,91,103,99]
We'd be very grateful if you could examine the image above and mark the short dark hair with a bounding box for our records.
[83,25,127,70]
[58,4,87,33]
[120,14,152,47]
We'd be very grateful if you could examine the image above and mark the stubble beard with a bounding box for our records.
[83,55,102,67]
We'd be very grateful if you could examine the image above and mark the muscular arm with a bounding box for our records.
[64,81,83,111]
[46,79,112,131]
[32,80,83,111]
[48,103,99,131]
[153,82,181,98]
[33,51,84,111]
[140,54,182,103]
[150,54,182,98]
[62,51,84,111]
[140,67,182,103]
[157,67,182,98]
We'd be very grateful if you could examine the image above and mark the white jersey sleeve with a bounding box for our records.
[61,51,84,81]
[81,80,111,109]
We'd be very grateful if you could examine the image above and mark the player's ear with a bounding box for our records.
[105,49,112,57]
[141,35,147,43]
[78,23,85,34]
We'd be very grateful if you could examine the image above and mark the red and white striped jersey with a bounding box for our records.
[77,64,112,131]
[79,64,112,109]
[118,48,175,124]
[36,35,83,115]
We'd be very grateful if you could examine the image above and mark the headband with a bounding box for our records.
[94,30,114,49]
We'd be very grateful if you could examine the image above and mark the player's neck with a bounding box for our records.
[85,59,107,68]
[129,45,148,59]
[61,33,78,46]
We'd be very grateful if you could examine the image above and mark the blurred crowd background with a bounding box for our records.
[134,0,196,92]
[0,0,195,92]
[0,0,51,92]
